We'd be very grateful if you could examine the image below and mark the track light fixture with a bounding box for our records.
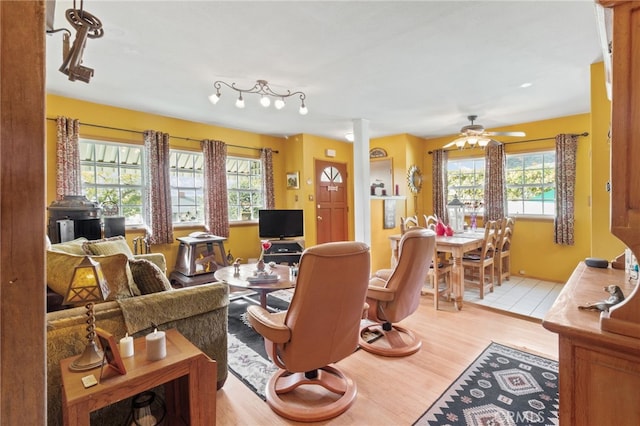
[209,79,308,115]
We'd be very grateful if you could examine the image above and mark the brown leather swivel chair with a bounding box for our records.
[246,241,371,422]
[360,228,436,357]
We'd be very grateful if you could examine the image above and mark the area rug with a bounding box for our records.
[413,342,559,426]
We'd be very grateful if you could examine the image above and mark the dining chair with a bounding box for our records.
[495,217,515,286]
[423,214,438,230]
[462,220,498,299]
[400,216,420,234]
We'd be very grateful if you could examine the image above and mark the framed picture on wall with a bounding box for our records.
[286,171,300,189]
[384,199,397,229]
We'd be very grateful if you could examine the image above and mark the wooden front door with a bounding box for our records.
[315,160,348,243]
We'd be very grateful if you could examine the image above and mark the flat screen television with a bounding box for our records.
[258,209,304,239]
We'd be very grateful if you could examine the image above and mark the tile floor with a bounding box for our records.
[463,275,564,320]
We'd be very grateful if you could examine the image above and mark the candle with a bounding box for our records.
[119,333,134,358]
[145,328,166,361]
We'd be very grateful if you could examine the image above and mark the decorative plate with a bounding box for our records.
[369,147,387,158]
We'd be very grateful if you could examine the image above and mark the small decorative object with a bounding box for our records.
[256,259,266,272]
[259,240,272,261]
[126,391,166,426]
[445,225,454,236]
[407,165,423,194]
[470,213,477,231]
[145,327,166,361]
[369,147,388,158]
[435,220,446,236]
[119,332,134,359]
[447,196,465,233]
[578,284,625,312]
[286,171,300,189]
[64,256,111,371]
[464,200,483,231]
[233,258,242,276]
[95,328,127,376]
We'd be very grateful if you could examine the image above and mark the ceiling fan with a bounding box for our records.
[443,115,526,149]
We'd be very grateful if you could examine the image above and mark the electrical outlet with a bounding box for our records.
[519,269,526,275]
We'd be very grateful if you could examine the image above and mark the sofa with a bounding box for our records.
[45,236,229,425]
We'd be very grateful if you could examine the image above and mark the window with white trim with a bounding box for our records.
[227,156,264,222]
[506,151,556,216]
[447,158,485,213]
[80,139,144,225]
[170,150,204,224]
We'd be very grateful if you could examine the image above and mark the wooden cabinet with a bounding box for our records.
[598,0,640,338]
[542,263,640,424]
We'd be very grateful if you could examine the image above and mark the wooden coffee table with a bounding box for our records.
[214,263,294,308]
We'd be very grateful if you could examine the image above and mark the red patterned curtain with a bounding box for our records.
[554,134,578,245]
[432,149,449,223]
[143,130,174,244]
[201,139,229,237]
[55,116,81,199]
[261,148,275,209]
[484,143,506,221]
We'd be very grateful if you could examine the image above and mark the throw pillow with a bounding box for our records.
[128,258,173,294]
[82,235,135,258]
[46,250,135,301]
[48,237,89,255]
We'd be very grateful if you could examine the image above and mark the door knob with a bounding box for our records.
[317,216,323,221]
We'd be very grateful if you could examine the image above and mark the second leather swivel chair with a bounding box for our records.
[247,241,371,422]
[360,228,436,357]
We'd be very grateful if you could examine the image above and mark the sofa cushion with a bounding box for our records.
[128,258,173,294]
[49,237,89,255]
[46,250,134,301]
[82,235,135,258]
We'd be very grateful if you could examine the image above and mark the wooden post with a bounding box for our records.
[0,1,46,423]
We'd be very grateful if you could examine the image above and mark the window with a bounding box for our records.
[170,150,204,224]
[80,140,144,225]
[506,151,555,215]
[226,156,264,221]
[447,158,485,212]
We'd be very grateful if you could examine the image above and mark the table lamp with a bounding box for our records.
[63,256,111,371]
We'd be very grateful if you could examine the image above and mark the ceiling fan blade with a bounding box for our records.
[485,131,526,137]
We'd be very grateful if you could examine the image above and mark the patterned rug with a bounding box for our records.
[226,290,292,400]
[413,342,559,426]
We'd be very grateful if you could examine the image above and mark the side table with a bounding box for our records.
[60,329,216,426]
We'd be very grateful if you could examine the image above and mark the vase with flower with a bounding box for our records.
[464,201,483,231]
[257,240,272,271]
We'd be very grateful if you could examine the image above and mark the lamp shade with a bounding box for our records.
[64,256,110,305]
[447,196,465,233]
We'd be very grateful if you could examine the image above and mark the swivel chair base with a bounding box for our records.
[359,322,422,357]
[266,365,357,422]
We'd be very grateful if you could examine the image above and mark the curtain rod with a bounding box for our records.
[46,117,279,153]
[427,131,589,154]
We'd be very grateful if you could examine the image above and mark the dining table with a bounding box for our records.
[388,230,486,310]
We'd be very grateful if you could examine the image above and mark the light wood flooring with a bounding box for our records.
[215,293,559,425]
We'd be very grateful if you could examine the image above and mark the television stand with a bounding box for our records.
[263,239,304,265]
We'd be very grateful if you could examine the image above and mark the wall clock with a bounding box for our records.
[407,165,423,194]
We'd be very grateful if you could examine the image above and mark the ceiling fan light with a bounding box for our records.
[478,138,491,147]
[468,137,478,146]
[274,98,285,110]
[208,92,221,105]
[260,96,271,107]
[345,132,354,142]
[455,139,466,148]
[235,93,245,109]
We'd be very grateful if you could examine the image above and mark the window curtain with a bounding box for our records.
[261,148,275,209]
[143,130,174,244]
[55,116,81,199]
[484,143,506,221]
[201,139,229,237]
[432,149,449,223]
[554,133,578,245]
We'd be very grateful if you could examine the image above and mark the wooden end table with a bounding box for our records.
[60,329,216,426]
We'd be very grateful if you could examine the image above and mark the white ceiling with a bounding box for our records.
[45,0,604,142]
